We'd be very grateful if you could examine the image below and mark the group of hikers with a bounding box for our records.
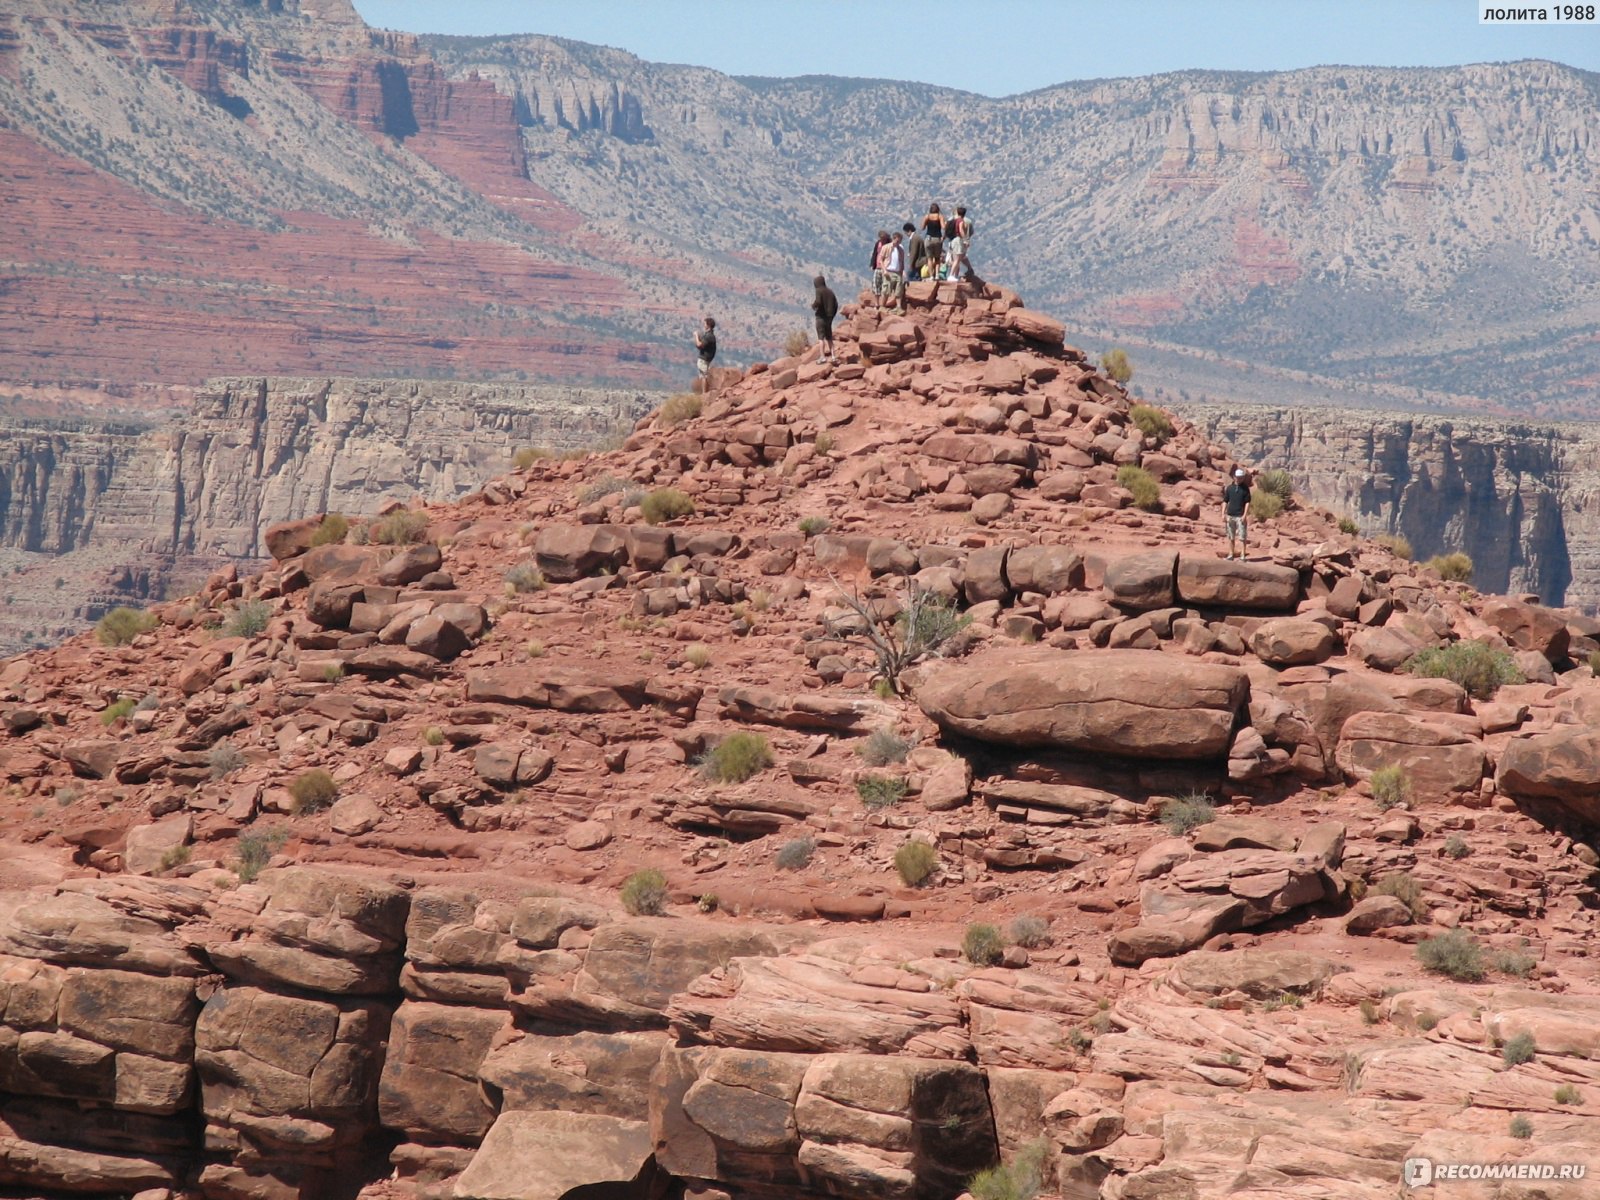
[804,202,977,363]
[692,207,1260,562]
[694,201,978,373]
[868,202,977,316]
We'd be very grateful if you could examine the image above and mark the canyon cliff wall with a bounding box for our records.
[1183,403,1600,610]
[0,378,650,651]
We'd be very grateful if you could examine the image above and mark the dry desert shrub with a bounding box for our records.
[894,841,938,886]
[659,394,702,426]
[288,769,338,815]
[96,606,157,646]
[620,868,668,915]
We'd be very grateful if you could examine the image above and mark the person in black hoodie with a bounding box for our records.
[812,274,839,363]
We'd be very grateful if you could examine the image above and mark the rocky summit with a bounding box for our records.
[0,281,1597,1200]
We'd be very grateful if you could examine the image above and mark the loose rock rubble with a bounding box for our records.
[0,281,1595,1199]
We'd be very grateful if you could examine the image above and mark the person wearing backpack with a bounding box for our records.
[945,208,969,283]
[812,274,839,362]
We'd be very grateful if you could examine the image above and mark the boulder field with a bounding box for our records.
[0,279,1596,1199]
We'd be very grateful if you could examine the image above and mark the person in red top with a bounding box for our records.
[869,230,890,296]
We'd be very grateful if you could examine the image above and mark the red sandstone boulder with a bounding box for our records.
[534,524,627,583]
[1006,545,1084,595]
[404,613,472,661]
[1249,617,1338,666]
[1176,555,1301,610]
[1102,551,1177,611]
[1346,625,1422,672]
[377,543,443,587]
[455,1111,654,1200]
[1004,307,1066,346]
[263,517,322,561]
[1481,598,1570,661]
[1496,729,1600,822]
[63,740,122,780]
[920,433,1038,469]
[1335,712,1485,795]
[912,647,1248,758]
[301,544,378,585]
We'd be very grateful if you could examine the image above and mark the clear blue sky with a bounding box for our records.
[352,1,1598,96]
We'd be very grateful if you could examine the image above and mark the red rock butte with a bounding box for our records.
[0,281,1596,1199]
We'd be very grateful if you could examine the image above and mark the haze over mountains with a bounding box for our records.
[3,0,1600,417]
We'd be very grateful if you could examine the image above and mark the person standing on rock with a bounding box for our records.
[812,274,839,362]
[921,203,945,279]
[694,317,717,381]
[1224,467,1251,560]
[945,208,969,283]
[870,230,890,297]
[950,205,975,281]
[879,232,906,314]
[902,222,927,282]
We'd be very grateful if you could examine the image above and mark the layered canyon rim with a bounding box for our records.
[3,4,1600,1200]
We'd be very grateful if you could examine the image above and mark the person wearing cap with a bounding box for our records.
[1223,468,1251,560]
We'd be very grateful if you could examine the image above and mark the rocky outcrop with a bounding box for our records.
[0,285,1597,1200]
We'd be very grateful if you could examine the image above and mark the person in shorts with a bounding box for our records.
[1223,468,1251,560]
[878,232,906,313]
[694,317,717,379]
[921,203,944,279]
[870,230,890,297]
[812,274,838,362]
[949,205,974,281]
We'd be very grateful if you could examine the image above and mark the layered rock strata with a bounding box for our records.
[0,377,648,652]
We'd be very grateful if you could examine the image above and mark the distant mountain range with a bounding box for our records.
[3,0,1600,416]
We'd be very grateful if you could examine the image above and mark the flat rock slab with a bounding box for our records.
[1103,551,1177,611]
[913,647,1248,759]
[717,686,895,732]
[453,1110,652,1200]
[1176,555,1301,610]
[1165,949,1343,999]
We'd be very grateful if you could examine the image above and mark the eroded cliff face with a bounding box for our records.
[1183,404,1600,609]
[0,378,649,651]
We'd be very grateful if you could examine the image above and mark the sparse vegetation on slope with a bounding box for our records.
[1405,641,1521,699]
[96,607,157,646]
